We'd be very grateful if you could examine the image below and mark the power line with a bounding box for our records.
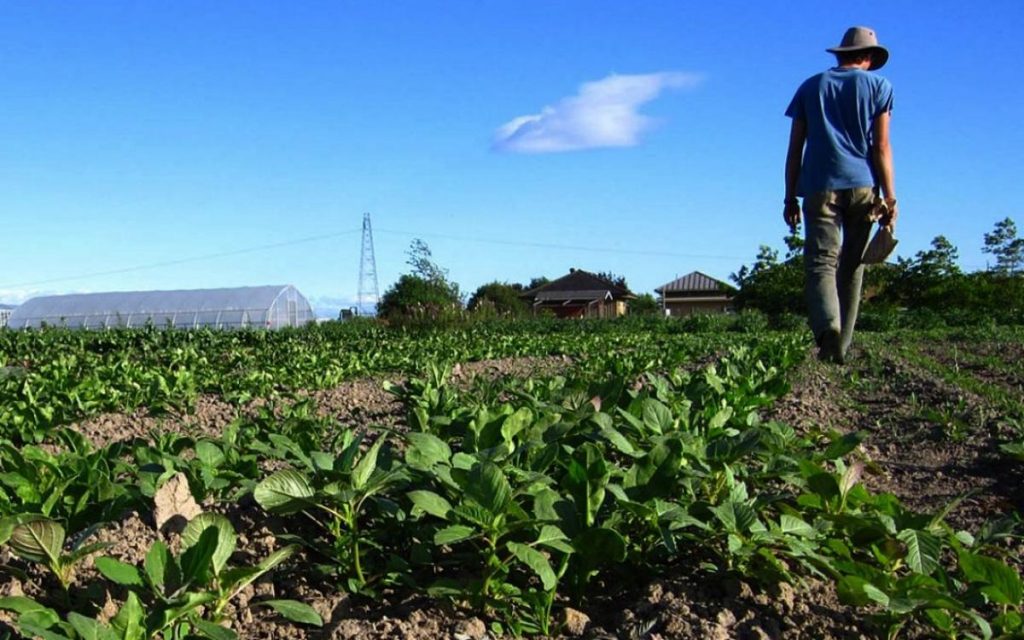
[374,228,748,261]
[2,225,751,292]
[0,229,361,289]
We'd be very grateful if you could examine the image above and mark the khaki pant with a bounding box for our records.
[802,187,875,356]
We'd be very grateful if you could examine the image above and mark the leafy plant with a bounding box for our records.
[0,515,109,593]
[254,431,407,591]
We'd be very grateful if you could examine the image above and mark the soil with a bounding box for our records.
[4,344,1022,639]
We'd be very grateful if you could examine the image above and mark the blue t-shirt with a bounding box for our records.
[785,67,894,196]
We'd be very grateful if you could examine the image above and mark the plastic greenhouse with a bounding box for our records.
[6,285,315,330]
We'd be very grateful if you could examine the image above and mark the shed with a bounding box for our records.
[655,271,735,316]
[6,285,314,330]
[521,269,634,318]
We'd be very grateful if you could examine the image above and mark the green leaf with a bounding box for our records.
[779,514,815,538]
[8,517,65,565]
[574,527,626,568]
[191,618,238,640]
[182,513,236,576]
[563,443,609,529]
[500,408,532,443]
[465,462,511,516]
[144,540,171,590]
[642,399,673,434]
[258,599,324,626]
[994,610,1022,631]
[405,432,451,471]
[67,613,117,640]
[708,406,733,430]
[822,431,863,460]
[216,545,296,600]
[434,525,476,546]
[407,490,453,520]
[711,501,758,534]
[179,526,218,587]
[111,592,146,640]
[152,591,216,630]
[839,461,864,499]
[255,544,298,575]
[508,542,557,591]
[95,557,144,587]
[535,524,572,550]
[596,419,636,456]
[959,551,1023,605]
[897,529,940,575]
[836,575,888,607]
[13,623,71,640]
[863,583,890,607]
[808,472,840,500]
[0,596,60,628]
[195,441,225,468]
[306,451,333,472]
[352,437,385,491]
[254,469,315,514]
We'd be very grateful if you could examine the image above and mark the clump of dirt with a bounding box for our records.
[71,394,242,448]
[454,355,575,384]
[311,377,405,431]
[604,575,867,640]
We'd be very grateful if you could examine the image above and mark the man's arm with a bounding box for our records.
[872,111,898,228]
[783,118,806,230]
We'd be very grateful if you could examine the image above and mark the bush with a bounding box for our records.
[672,313,735,334]
[731,310,770,334]
[770,312,808,332]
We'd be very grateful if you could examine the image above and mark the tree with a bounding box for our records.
[919,235,961,278]
[730,245,779,290]
[406,239,459,294]
[983,217,1024,275]
[468,282,527,316]
[377,240,462,318]
[730,232,804,316]
[526,277,550,291]
[629,293,660,316]
[596,271,629,290]
[880,236,963,309]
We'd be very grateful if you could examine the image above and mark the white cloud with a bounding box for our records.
[493,71,702,153]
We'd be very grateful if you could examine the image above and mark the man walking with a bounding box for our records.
[784,26,897,364]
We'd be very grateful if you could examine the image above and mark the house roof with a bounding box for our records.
[655,271,734,294]
[535,290,614,302]
[522,269,634,301]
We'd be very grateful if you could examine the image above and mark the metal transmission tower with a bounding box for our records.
[357,212,380,316]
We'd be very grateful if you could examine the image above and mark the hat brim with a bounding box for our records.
[826,45,889,70]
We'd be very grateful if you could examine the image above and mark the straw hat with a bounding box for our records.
[827,26,889,70]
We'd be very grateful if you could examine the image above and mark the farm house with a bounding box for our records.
[655,271,735,316]
[521,269,634,318]
[6,285,314,330]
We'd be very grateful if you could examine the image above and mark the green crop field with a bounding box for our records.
[1,319,1022,639]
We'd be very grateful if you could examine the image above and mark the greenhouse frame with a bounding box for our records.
[6,285,315,330]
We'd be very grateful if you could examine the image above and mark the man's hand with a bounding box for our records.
[879,198,898,231]
[783,201,801,232]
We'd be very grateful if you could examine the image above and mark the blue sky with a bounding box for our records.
[2,1,1022,314]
